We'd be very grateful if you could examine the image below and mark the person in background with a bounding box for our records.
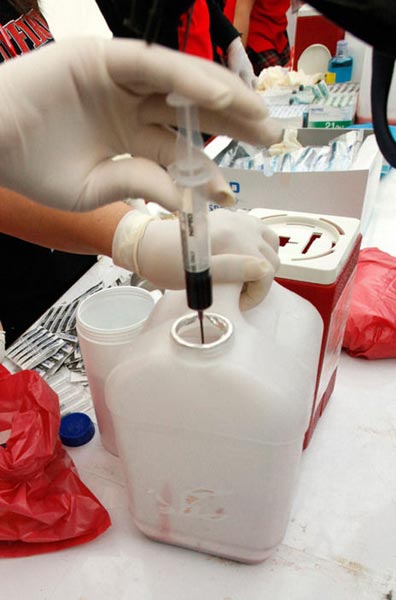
[206,0,257,88]
[0,0,97,343]
[229,0,291,75]
[0,0,49,59]
[95,0,257,87]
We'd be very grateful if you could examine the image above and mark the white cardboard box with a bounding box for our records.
[205,129,382,233]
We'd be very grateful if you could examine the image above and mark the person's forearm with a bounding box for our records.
[0,188,132,257]
[233,0,255,46]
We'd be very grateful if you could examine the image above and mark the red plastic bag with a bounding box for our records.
[0,367,111,557]
[343,247,396,359]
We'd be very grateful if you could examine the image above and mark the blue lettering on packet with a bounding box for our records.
[229,181,240,194]
[209,181,242,211]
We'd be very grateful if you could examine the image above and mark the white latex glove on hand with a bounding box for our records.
[0,37,281,212]
[226,37,258,89]
[112,208,279,310]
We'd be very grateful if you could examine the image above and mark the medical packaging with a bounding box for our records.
[205,128,382,233]
[218,130,363,175]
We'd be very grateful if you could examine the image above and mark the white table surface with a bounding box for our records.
[2,170,396,599]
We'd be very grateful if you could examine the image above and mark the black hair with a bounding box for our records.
[8,0,39,11]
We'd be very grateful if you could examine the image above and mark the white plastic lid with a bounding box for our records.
[76,286,155,343]
[250,208,360,284]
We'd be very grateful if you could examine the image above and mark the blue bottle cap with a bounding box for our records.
[59,412,95,447]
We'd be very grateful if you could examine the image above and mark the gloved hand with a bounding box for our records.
[112,208,279,310]
[226,37,258,89]
[0,37,281,213]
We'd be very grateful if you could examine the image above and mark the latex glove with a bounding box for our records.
[269,129,302,156]
[0,37,281,213]
[112,208,279,310]
[226,37,258,90]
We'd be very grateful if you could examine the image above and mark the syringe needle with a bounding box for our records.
[198,310,205,344]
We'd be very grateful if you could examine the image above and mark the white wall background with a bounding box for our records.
[39,0,112,39]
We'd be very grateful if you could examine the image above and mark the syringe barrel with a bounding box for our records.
[179,185,212,311]
[167,94,213,311]
[179,186,210,274]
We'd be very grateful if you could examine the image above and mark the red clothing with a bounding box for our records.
[0,6,52,63]
[178,0,213,60]
[247,0,290,54]
[223,0,236,22]
[224,0,289,54]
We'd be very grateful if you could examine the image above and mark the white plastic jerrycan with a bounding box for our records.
[106,281,323,563]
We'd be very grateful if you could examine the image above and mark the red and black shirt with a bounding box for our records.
[0,2,53,63]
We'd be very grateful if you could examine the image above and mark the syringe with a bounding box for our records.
[167,93,213,343]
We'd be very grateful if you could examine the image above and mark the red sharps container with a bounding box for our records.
[251,208,361,448]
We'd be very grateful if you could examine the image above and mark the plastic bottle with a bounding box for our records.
[344,33,367,84]
[106,282,323,563]
[328,40,353,83]
[76,286,155,456]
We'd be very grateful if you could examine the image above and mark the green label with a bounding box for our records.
[309,120,353,129]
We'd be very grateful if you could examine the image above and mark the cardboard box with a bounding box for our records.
[205,129,382,233]
[262,82,360,129]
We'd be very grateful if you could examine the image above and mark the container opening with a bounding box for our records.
[171,312,233,349]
